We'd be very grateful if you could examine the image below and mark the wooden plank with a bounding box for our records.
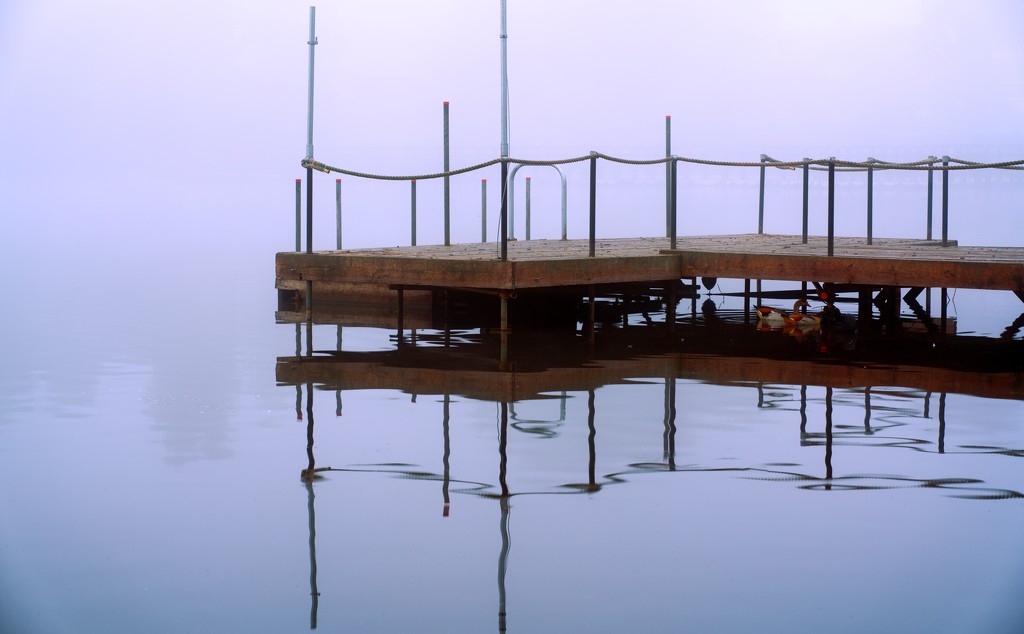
[275,234,1024,296]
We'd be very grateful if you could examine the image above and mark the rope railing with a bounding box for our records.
[302,154,1024,182]
[297,151,1022,262]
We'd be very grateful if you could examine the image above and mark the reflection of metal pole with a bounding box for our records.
[336,325,342,416]
[663,378,676,470]
[296,324,303,420]
[938,392,947,454]
[306,383,315,472]
[443,394,451,516]
[498,495,510,634]
[863,387,872,433]
[306,479,320,629]
[799,385,807,439]
[825,386,834,487]
[587,389,597,489]
[497,400,510,633]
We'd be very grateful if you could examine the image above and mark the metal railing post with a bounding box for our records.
[941,155,949,247]
[481,179,487,243]
[443,101,450,246]
[525,176,531,240]
[411,179,417,246]
[306,166,314,256]
[589,153,597,257]
[927,156,936,240]
[670,158,678,250]
[827,158,835,257]
[335,178,342,250]
[500,161,508,260]
[866,158,874,245]
[758,154,766,234]
[665,115,672,238]
[295,178,302,252]
[801,159,809,244]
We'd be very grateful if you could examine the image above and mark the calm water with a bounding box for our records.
[2,271,1022,633]
[2,173,1024,633]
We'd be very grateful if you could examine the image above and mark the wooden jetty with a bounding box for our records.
[276,234,1024,326]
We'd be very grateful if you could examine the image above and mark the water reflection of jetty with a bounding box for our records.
[289,361,1021,630]
[281,300,1022,630]
[278,321,1024,401]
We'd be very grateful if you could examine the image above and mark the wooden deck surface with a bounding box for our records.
[276,234,1024,295]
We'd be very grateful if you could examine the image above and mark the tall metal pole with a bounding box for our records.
[443,101,451,246]
[665,115,672,238]
[305,5,317,254]
[304,7,317,315]
[499,0,510,261]
[500,0,509,161]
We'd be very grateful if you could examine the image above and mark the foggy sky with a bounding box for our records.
[1,0,1022,258]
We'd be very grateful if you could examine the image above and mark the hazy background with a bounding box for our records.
[1,0,1022,266]
[1,5,1023,631]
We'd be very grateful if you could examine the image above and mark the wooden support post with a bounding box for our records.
[397,287,405,342]
[743,279,751,324]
